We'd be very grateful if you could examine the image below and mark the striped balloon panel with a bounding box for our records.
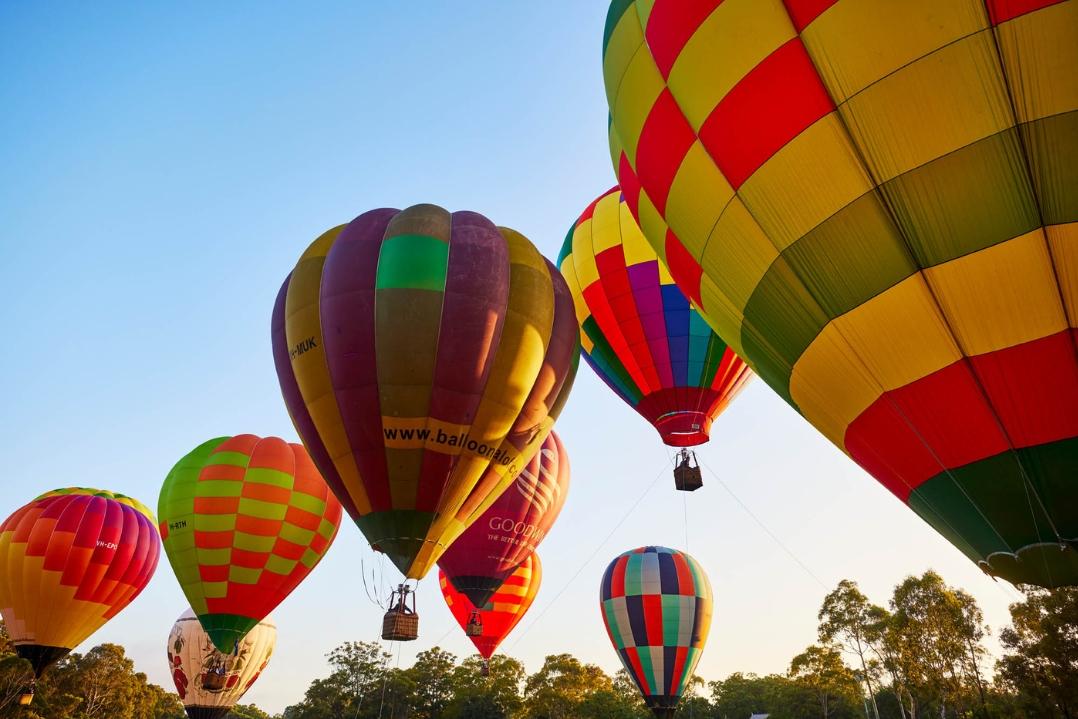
[168,609,276,717]
[0,489,159,666]
[599,546,712,715]
[438,431,568,608]
[559,187,752,447]
[604,0,1078,587]
[273,205,579,580]
[439,553,541,660]
[159,435,342,653]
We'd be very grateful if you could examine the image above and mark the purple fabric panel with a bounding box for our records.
[319,207,399,513]
[413,211,510,513]
[271,276,358,520]
[627,262,674,387]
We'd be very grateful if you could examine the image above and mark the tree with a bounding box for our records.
[402,647,458,719]
[445,654,525,719]
[227,704,275,719]
[818,579,886,718]
[996,587,1078,718]
[789,644,863,719]
[524,654,613,719]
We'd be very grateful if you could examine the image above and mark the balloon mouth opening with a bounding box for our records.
[654,412,711,447]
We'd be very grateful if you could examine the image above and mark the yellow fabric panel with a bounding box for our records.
[739,113,874,251]
[591,191,624,254]
[995,1,1078,123]
[427,232,553,576]
[840,30,1013,183]
[609,122,626,177]
[558,253,592,333]
[284,227,372,516]
[827,274,963,392]
[666,0,793,130]
[802,0,986,104]
[602,2,645,110]
[635,189,672,259]
[570,222,602,290]
[700,197,778,313]
[699,273,748,360]
[665,140,734,258]
[658,259,675,285]
[609,47,666,167]
[620,199,657,266]
[635,0,655,28]
[924,229,1068,356]
[1047,222,1078,326]
[791,321,885,447]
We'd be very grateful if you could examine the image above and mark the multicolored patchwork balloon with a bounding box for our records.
[600,546,712,718]
[0,488,160,676]
[168,608,276,719]
[272,205,579,580]
[438,431,568,607]
[159,435,342,653]
[559,186,751,446]
[604,1,1078,586]
[439,553,541,661]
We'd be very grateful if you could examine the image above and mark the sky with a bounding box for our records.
[0,2,1029,714]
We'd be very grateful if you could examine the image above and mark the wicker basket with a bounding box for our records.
[674,463,703,492]
[382,609,419,641]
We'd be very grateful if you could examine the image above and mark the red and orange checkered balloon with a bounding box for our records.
[159,435,343,653]
[0,488,160,676]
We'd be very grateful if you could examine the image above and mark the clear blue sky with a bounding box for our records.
[0,2,1025,713]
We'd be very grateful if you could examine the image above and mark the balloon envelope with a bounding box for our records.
[440,553,541,660]
[159,435,342,653]
[559,186,752,446]
[600,546,712,718]
[272,205,579,580]
[168,608,276,719]
[438,431,568,607]
[0,488,160,675]
[604,1,1078,587]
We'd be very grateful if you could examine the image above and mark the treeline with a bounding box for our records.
[2,571,1075,719]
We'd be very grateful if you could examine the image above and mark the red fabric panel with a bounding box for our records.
[642,593,665,648]
[969,329,1078,448]
[698,38,834,188]
[611,556,629,598]
[618,153,643,221]
[597,247,662,392]
[986,0,1065,24]
[645,0,726,79]
[664,230,703,305]
[846,361,1011,500]
[636,89,697,213]
[783,0,840,31]
[625,647,652,695]
[584,281,654,393]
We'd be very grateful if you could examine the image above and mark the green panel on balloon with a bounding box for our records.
[376,234,449,291]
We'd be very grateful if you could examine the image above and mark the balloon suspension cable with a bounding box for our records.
[506,457,670,650]
[696,456,831,592]
[361,557,385,609]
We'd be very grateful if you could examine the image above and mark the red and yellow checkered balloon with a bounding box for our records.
[159,435,342,653]
[604,0,1078,588]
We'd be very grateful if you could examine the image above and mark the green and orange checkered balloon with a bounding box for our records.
[159,435,342,653]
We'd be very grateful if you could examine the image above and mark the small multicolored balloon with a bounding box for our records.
[438,431,568,607]
[440,553,541,661]
[559,187,751,447]
[600,546,712,718]
[159,435,342,653]
[168,608,276,719]
[0,488,160,676]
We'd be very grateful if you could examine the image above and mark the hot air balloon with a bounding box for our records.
[0,488,160,702]
[168,608,276,719]
[600,546,712,718]
[272,205,579,589]
[559,186,751,451]
[159,435,342,653]
[603,1,1078,586]
[438,431,568,607]
[439,553,541,672]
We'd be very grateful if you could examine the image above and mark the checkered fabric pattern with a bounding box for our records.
[604,0,1078,588]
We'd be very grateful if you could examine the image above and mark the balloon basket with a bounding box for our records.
[382,584,419,641]
[466,611,483,637]
[673,449,702,492]
[480,660,490,677]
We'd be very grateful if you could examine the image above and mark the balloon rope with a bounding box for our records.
[682,489,690,554]
[697,456,830,591]
[505,458,670,650]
